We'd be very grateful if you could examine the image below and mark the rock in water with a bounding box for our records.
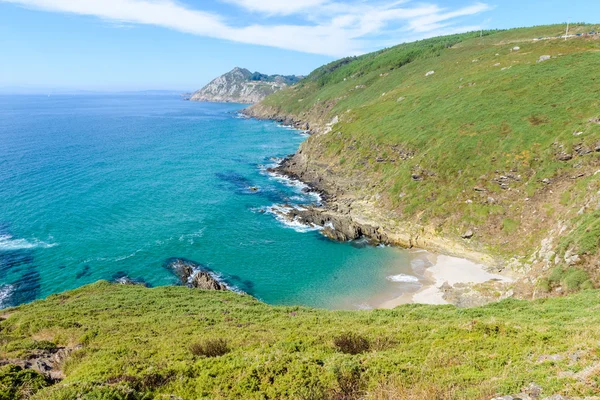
[166,258,228,291]
[190,270,228,291]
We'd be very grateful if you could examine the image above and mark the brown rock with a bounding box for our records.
[166,258,228,291]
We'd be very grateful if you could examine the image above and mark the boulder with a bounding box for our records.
[556,152,573,161]
[166,258,228,291]
[538,55,551,63]
[191,270,228,291]
[462,230,474,239]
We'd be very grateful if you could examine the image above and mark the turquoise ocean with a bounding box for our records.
[0,95,426,309]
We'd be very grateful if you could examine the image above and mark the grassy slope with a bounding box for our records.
[258,25,600,279]
[3,282,600,399]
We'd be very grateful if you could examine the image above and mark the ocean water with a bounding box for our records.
[0,95,426,309]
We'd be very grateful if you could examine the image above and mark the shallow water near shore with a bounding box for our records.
[0,95,426,310]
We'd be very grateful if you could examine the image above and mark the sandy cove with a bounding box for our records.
[378,254,514,309]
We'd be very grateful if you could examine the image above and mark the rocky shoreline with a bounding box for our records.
[247,107,500,265]
[243,106,517,307]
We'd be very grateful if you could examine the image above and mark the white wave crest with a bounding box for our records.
[386,274,420,283]
[0,234,57,251]
[266,172,322,205]
[0,284,14,309]
[179,228,205,245]
[265,205,322,233]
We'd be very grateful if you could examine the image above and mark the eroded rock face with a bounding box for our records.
[166,258,228,291]
[270,205,389,245]
[189,67,300,104]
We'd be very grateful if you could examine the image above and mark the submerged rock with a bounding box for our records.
[112,272,148,287]
[166,258,228,291]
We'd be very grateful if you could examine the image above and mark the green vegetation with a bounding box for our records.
[559,209,600,255]
[258,24,600,268]
[250,72,301,85]
[0,366,51,400]
[547,266,594,292]
[3,282,600,399]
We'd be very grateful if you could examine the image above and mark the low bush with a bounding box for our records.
[0,365,51,400]
[190,338,230,358]
[547,267,594,292]
[333,366,364,400]
[333,333,370,355]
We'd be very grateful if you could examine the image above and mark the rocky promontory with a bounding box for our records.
[189,68,301,104]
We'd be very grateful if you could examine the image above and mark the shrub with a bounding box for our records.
[0,365,51,400]
[547,267,593,292]
[548,267,565,284]
[333,333,370,355]
[190,339,230,358]
[563,268,591,292]
[333,366,364,400]
[581,280,595,290]
[537,278,551,293]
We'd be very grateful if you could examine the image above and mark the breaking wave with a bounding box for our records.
[386,274,420,283]
[0,284,14,309]
[0,234,57,251]
[264,205,322,233]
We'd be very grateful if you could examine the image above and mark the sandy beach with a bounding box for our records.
[378,254,512,308]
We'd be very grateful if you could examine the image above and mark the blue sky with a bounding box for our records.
[0,0,598,91]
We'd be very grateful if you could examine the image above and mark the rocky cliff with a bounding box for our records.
[189,67,300,104]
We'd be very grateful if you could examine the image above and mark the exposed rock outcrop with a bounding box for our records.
[0,345,81,382]
[189,67,301,104]
[166,258,228,291]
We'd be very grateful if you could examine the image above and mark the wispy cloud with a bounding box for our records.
[1,0,492,57]
[222,0,329,15]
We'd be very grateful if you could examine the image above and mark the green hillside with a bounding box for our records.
[249,24,600,294]
[3,282,600,399]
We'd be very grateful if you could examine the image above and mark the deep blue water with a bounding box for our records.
[0,95,424,309]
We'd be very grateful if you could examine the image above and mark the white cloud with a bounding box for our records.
[221,0,329,15]
[1,0,492,57]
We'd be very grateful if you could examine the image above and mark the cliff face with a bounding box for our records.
[189,67,300,104]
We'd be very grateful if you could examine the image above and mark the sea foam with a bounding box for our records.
[0,234,57,251]
[386,274,420,283]
[0,284,14,309]
[265,205,322,233]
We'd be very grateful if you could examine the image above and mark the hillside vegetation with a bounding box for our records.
[3,282,600,399]
[248,24,600,295]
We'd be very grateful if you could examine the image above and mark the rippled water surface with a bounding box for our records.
[0,95,424,309]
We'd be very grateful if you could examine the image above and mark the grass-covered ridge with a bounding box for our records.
[3,282,600,399]
[252,24,600,287]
